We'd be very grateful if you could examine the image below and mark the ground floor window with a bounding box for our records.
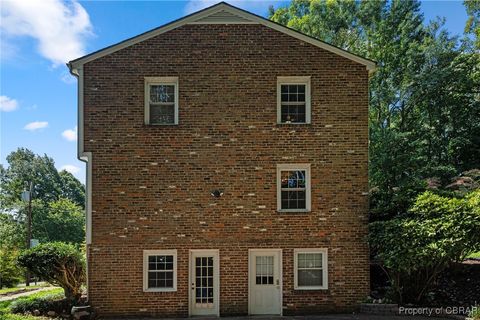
[143,249,177,292]
[294,248,328,290]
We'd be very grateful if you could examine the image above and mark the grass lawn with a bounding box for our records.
[0,288,64,320]
[468,251,480,259]
[0,284,49,296]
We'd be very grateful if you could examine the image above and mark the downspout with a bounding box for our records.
[67,62,92,300]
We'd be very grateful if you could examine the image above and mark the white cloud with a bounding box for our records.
[184,0,272,14]
[0,95,19,112]
[60,164,80,174]
[62,126,77,141]
[24,121,49,131]
[0,0,92,66]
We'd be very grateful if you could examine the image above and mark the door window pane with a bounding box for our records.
[195,256,214,305]
[255,256,274,285]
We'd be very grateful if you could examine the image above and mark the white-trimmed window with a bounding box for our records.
[294,248,328,290]
[277,164,311,212]
[145,77,179,125]
[143,250,177,292]
[277,76,311,124]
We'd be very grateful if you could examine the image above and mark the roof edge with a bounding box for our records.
[68,2,376,72]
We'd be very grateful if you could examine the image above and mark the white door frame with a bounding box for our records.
[248,249,283,316]
[188,249,220,317]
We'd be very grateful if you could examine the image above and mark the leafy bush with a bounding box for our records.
[369,190,480,304]
[18,243,85,303]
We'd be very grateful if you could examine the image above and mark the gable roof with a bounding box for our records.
[68,2,376,72]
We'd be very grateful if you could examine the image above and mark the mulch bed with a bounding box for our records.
[370,259,480,307]
[434,259,480,307]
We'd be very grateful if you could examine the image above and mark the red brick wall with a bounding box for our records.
[83,23,369,317]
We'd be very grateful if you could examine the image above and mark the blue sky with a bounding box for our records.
[0,0,469,184]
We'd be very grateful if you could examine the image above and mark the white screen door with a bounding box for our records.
[249,249,282,315]
[189,250,219,316]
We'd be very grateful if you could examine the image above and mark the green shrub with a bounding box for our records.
[0,288,63,317]
[9,292,67,315]
[17,243,85,303]
[369,190,480,304]
[470,306,480,320]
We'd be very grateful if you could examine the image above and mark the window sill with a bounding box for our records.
[277,209,310,213]
[143,288,177,293]
[145,123,178,126]
[294,286,328,291]
[276,122,311,125]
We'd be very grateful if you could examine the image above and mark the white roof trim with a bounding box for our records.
[68,2,375,71]
[189,9,257,24]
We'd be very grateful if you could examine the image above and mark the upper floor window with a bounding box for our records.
[277,164,311,212]
[145,77,179,125]
[143,249,177,292]
[277,76,311,124]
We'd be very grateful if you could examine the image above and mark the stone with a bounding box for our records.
[73,310,90,320]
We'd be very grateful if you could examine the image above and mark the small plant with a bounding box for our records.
[470,305,480,320]
[18,242,85,304]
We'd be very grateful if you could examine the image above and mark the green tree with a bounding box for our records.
[32,199,85,245]
[0,148,85,208]
[0,248,22,289]
[464,0,480,49]
[0,213,24,249]
[59,171,85,209]
[0,149,86,253]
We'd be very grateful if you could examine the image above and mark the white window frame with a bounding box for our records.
[294,248,328,290]
[144,77,179,125]
[277,76,311,124]
[276,163,311,212]
[143,249,177,292]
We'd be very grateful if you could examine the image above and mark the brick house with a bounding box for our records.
[68,2,375,317]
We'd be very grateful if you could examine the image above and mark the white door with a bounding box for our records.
[189,250,220,316]
[249,249,282,315]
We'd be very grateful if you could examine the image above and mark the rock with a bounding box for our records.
[72,305,92,320]
[73,310,90,320]
[47,311,56,317]
[33,309,41,316]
